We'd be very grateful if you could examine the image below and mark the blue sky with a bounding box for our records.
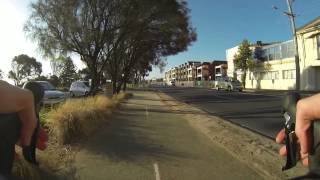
[0,0,319,82]
[148,0,320,79]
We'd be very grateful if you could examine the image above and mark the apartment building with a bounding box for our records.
[210,60,227,80]
[165,60,226,83]
[215,64,228,79]
[196,62,210,81]
[164,67,177,84]
[165,61,201,84]
[187,61,202,81]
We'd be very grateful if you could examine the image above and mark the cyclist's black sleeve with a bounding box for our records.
[0,113,21,178]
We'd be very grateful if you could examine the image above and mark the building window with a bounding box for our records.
[263,41,294,61]
[259,71,279,80]
[283,69,296,79]
[252,72,261,80]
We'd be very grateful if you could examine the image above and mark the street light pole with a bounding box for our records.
[285,0,300,91]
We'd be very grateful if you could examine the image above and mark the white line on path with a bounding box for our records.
[153,163,161,180]
[145,105,149,118]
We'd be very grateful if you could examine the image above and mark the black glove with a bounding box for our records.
[22,145,38,166]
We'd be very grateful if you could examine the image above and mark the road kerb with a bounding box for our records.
[156,91,308,180]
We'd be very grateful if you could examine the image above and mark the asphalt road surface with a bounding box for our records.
[158,87,285,139]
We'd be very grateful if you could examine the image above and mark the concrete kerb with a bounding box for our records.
[154,90,308,180]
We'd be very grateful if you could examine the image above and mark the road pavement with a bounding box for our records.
[158,87,285,139]
[74,91,262,180]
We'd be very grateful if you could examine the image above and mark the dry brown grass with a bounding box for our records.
[12,157,40,180]
[13,93,133,179]
[47,92,133,145]
[47,95,115,144]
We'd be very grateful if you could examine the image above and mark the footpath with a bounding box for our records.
[73,91,263,180]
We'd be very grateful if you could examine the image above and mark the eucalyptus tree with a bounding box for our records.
[25,0,121,94]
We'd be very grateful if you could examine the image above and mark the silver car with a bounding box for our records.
[69,81,91,97]
[215,77,243,92]
[23,81,66,105]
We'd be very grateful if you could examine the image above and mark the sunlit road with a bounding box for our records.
[158,87,285,139]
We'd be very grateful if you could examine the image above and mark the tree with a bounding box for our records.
[59,57,78,87]
[253,46,266,61]
[8,54,42,86]
[78,68,91,81]
[49,75,60,87]
[0,69,3,79]
[25,0,122,94]
[234,40,253,88]
[50,56,66,77]
[104,0,196,93]
[25,0,196,94]
[8,71,18,85]
[34,75,49,81]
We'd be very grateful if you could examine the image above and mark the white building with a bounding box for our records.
[226,17,320,91]
[226,40,296,90]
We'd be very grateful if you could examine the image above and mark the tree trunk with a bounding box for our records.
[242,71,247,89]
[122,81,127,92]
[90,71,101,95]
[112,80,117,94]
[116,79,122,94]
[116,85,122,94]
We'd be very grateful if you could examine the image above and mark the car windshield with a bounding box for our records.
[38,81,56,90]
[83,81,90,87]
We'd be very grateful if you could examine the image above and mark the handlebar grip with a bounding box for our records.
[309,120,320,171]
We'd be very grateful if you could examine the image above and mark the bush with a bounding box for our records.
[47,93,132,144]
[12,158,40,180]
[39,107,51,127]
[48,96,115,144]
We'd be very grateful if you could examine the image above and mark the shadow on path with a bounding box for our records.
[80,108,192,164]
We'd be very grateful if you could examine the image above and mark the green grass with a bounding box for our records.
[39,107,51,127]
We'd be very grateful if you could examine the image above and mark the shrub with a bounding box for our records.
[12,157,40,180]
[39,107,51,127]
[47,95,114,144]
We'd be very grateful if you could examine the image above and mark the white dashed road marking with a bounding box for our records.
[153,163,161,180]
[145,105,149,118]
[145,105,160,180]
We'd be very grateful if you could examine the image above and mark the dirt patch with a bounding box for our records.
[157,91,308,180]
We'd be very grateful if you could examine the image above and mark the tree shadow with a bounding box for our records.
[80,109,193,164]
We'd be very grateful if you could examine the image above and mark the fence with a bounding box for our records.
[173,81,216,88]
[127,80,217,89]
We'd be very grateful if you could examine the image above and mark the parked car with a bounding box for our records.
[215,77,243,92]
[23,81,66,105]
[69,81,91,97]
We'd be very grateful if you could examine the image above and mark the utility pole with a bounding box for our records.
[285,0,300,91]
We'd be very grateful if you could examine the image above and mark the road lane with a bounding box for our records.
[158,87,284,138]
